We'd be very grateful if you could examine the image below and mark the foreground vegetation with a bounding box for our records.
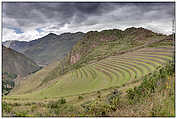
[2,72,17,95]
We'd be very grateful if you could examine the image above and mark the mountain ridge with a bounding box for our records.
[2,45,40,77]
[68,27,166,65]
[3,32,85,65]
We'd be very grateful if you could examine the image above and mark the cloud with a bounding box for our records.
[2,2,175,41]
[3,27,48,42]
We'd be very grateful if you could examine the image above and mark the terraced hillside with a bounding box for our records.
[34,27,168,86]
[69,27,166,66]
[8,46,174,99]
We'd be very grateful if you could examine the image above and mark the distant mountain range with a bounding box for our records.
[3,32,85,66]
[2,46,40,77]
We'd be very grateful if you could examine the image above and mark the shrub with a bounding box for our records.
[14,111,31,117]
[107,89,121,111]
[58,98,66,104]
[48,99,75,116]
[2,102,12,113]
[78,96,84,100]
[126,88,136,104]
[97,95,101,98]
[97,91,101,94]
[13,102,21,106]
[81,100,110,116]
[48,101,58,109]
[126,61,175,104]
[54,104,75,115]
[31,105,37,112]
[3,72,8,75]
[8,73,17,79]
[48,98,66,109]
[24,102,33,106]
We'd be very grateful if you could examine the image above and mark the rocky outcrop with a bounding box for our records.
[70,53,81,64]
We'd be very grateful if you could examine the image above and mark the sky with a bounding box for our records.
[2,2,175,42]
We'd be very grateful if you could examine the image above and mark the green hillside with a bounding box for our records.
[5,28,174,98]
[26,27,169,89]
[7,46,174,99]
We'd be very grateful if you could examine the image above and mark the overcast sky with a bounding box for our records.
[2,2,175,42]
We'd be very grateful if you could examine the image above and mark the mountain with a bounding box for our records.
[2,46,40,77]
[3,40,30,53]
[3,32,85,66]
[69,27,166,65]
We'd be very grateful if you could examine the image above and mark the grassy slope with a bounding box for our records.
[2,60,175,117]
[17,27,167,92]
[9,60,61,95]
[6,45,174,100]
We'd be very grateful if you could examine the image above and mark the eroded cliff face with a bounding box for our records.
[99,35,117,42]
[68,31,120,65]
[70,53,81,64]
